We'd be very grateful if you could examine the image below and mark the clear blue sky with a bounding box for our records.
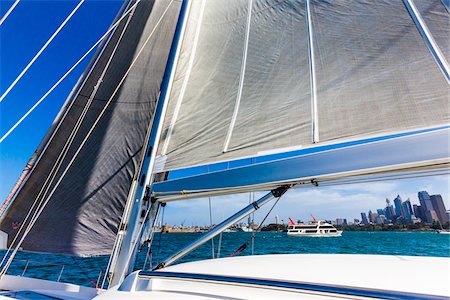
[0,0,448,226]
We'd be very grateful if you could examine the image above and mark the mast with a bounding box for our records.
[107,0,191,287]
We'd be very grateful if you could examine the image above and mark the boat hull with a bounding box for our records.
[287,230,343,237]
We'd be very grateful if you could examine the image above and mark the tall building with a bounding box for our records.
[418,191,437,223]
[402,199,414,222]
[394,195,404,217]
[425,210,439,223]
[430,195,447,223]
[413,204,425,222]
[385,204,395,221]
[361,212,369,225]
[336,218,347,226]
[377,209,385,216]
[418,191,433,211]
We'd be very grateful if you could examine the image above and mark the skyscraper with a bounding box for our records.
[413,204,425,222]
[418,191,433,211]
[418,191,437,223]
[394,195,404,218]
[385,198,396,221]
[361,212,369,225]
[430,195,447,223]
[402,199,414,223]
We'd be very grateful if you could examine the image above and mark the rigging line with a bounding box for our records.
[208,197,215,259]
[161,0,206,155]
[0,1,137,276]
[0,0,20,26]
[0,0,142,144]
[156,205,165,265]
[0,0,85,103]
[0,0,134,223]
[207,165,215,258]
[0,0,170,275]
[223,0,253,153]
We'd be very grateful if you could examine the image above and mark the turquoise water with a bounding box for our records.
[2,231,449,288]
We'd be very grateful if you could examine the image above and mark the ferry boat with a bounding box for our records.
[287,219,343,237]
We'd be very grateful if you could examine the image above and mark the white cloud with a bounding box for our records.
[161,176,449,226]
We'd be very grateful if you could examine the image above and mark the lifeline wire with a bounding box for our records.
[0,0,85,103]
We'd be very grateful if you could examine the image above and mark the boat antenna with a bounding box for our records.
[311,214,317,222]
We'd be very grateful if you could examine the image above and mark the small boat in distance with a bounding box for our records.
[287,216,342,237]
[436,221,450,234]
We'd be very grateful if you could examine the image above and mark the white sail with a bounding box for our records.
[156,0,449,172]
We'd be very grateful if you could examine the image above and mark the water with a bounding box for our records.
[2,231,449,288]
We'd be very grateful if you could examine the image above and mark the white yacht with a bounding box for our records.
[0,0,449,299]
[287,221,343,237]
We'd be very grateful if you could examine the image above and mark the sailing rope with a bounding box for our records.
[0,0,142,143]
[0,2,136,276]
[70,257,99,288]
[0,0,170,276]
[156,205,166,265]
[0,0,20,26]
[0,0,85,103]
[229,195,282,257]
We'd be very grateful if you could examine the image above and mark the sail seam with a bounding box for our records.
[161,0,207,155]
[306,0,319,143]
[403,0,450,83]
[223,0,253,153]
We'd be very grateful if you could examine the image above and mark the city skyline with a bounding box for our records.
[155,177,450,226]
[360,190,449,226]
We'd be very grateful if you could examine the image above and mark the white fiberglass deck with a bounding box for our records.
[97,254,450,299]
[0,254,449,299]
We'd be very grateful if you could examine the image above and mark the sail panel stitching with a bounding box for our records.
[161,0,207,155]
[223,0,253,153]
[403,0,450,83]
[306,0,319,143]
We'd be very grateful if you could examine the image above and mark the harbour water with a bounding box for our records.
[3,231,449,288]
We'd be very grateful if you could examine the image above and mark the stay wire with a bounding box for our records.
[0,0,85,103]
[0,2,136,276]
[0,0,173,276]
[156,205,165,265]
[0,0,20,26]
[0,0,142,143]
[229,193,283,257]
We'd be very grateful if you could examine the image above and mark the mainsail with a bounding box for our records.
[156,0,449,172]
[0,0,181,256]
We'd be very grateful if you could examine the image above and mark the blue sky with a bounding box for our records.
[0,0,448,225]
